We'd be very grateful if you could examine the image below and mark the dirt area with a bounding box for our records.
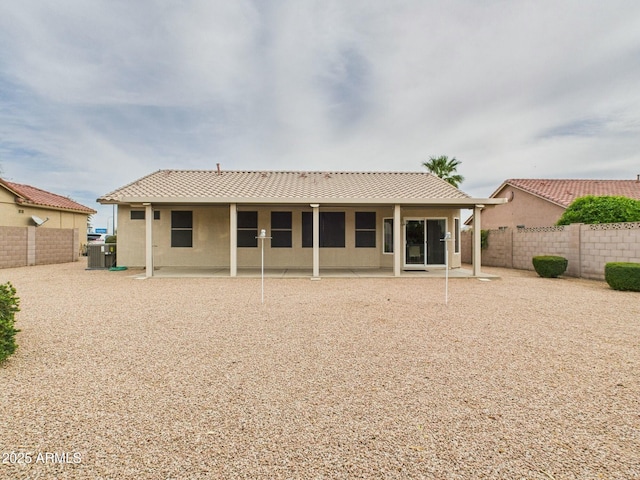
[1,261,638,479]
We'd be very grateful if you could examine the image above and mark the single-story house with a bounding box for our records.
[1,178,97,249]
[97,169,506,277]
[466,177,640,229]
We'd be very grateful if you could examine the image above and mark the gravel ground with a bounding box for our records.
[0,262,639,480]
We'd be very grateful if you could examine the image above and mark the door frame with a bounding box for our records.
[403,217,448,269]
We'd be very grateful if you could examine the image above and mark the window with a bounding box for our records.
[237,211,258,247]
[383,218,394,254]
[355,212,376,248]
[454,218,460,254]
[302,212,345,248]
[130,210,160,220]
[271,212,292,248]
[171,211,192,247]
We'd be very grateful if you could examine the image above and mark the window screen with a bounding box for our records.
[237,211,258,247]
[271,212,292,248]
[171,211,192,247]
[355,212,376,248]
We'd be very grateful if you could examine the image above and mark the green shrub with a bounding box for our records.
[480,230,489,249]
[557,195,640,225]
[0,282,20,363]
[532,256,568,278]
[605,262,640,292]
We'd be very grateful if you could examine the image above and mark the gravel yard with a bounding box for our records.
[1,262,639,479]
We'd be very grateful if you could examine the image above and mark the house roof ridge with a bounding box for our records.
[156,169,435,175]
[2,178,96,213]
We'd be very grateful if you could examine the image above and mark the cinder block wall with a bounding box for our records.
[512,226,571,271]
[35,228,76,265]
[0,227,28,268]
[0,226,79,268]
[461,222,640,280]
[580,223,640,279]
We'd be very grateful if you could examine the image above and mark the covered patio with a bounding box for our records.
[132,265,499,279]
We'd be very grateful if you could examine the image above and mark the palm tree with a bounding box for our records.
[422,155,464,188]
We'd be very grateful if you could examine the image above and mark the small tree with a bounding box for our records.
[557,195,640,225]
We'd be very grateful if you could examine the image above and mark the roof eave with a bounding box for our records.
[99,197,506,207]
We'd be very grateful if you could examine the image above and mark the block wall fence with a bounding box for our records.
[461,222,640,280]
[0,226,79,269]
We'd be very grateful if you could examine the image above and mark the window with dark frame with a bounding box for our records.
[302,212,345,248]
[454,218,460,253]
[130,210,160,220]
[171,211,193,247]
[355,212,376,248]
[383,218,394,253]
[271,211,292,248]
[237,211,258,247]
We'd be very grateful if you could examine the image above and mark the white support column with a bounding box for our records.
[144,203,153,277]
[393,204,401,277]
[230,203,237,277]
[312,204,320,279]
[473,205,483,277]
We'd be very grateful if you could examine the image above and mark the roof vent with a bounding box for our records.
[216,163,221,175]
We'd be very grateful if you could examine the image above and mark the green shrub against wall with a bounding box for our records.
[605,262,640,292]
[557,195,640,225]
[0,282,20,363]
[532,256,568,278]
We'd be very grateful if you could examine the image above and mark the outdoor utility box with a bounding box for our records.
[87,244,117,269]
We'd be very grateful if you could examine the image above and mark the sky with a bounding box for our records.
[1,1,639,231]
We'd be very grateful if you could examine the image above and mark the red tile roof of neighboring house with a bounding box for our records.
[1,179,97,214]
[495,178,640,208]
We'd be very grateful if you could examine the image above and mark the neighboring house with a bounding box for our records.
[467,178,640,230]
[98,169,505,277]
[0,178,97,250]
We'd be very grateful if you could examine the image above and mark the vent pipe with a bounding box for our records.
[217,163,221,175]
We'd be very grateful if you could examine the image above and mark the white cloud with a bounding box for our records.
[1,0,640,228]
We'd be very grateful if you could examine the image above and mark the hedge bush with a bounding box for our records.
[532,256,568,278]
[605,262,640,292]
[0,282,20,363]
[557,195,640,225]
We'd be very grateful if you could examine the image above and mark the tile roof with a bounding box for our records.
[1,179,97,214]
[98,170,481,205]
[497,179,640,208]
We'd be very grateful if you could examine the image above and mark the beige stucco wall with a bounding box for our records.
[117,204,462,270]
[1,187,91,256]
[480,185,565,229]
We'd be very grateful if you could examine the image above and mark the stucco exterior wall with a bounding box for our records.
[117,204,463,270]
[480,186,565,229]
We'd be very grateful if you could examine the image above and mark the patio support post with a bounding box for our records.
[144,203,153,277]
[230,203,237,277]
[393,204,401,276]
[312,204,320,279]
[473,205,483,277]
